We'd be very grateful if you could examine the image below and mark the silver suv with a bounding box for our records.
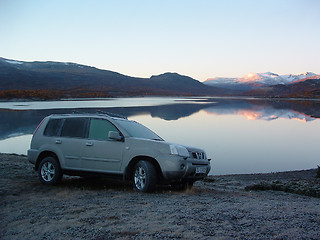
[27,113,211,192]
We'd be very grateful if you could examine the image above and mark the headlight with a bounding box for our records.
[170,145,189,158]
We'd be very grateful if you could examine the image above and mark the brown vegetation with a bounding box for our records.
[0,88,196,100]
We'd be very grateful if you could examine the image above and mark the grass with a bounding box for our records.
[202,176,215,183]
[245,179,320,198]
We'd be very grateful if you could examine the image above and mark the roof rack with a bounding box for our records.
[96,110,128,119]
[72,110,86,114]
[70,110,127,119]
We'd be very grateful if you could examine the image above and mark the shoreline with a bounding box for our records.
[1,95,320,103]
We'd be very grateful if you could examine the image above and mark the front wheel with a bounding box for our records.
[133,160,157,193]
[38,156,62,185]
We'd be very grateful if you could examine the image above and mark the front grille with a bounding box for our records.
[191,151,206,160]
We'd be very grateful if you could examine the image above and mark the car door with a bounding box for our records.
[57,117,88,169]
[81,118,124,173]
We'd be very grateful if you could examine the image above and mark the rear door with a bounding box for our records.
[57,117,89,169]
[81,118,124,173]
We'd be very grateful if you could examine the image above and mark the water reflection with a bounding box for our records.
[205,104,316,122]
[1,98,319,140]
[1,97,319,175]
[134,111,320,175]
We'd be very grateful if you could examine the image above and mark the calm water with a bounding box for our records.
[0,97,319,175]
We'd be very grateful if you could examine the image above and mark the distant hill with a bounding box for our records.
[204,72,318,91]
[0,57,319,99]
[0,57,229,99]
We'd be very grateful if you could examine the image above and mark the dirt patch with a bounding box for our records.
[1,153,320,239]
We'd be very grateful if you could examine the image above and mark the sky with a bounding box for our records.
[1,0,320,81]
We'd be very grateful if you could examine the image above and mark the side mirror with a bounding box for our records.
[108,131,123,141]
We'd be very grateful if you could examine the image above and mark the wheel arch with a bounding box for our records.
[125,156,163,182]
[35,151,60,171]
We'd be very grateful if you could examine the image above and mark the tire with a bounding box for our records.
[133,160,157,193]
[38,156,62,185]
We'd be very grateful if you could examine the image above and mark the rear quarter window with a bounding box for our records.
[44,119,63,137]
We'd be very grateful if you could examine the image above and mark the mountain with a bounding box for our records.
[244,75,320,98]
[0,57,225,99]
[238,72,287,85]
[203,77,249,90]
[289,74,320,84]
[204,72,318,91]
[281,72,317,83]
[149,73,212,93]
[1,57,318,99]
[0,57,137,90]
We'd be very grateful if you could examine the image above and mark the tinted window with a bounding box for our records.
[44,119,63,137]
[89,119,119,140]
[60,118,88,138]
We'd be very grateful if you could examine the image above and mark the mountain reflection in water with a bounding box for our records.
[1,97,319,175]
[0,98,319,140]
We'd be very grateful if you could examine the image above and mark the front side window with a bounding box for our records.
[89,118,119,141]
[115,119,163,141]
[60,118,88,138]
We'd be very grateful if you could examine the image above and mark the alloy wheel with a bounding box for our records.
[41,162,55,182]
[134,166,146,190]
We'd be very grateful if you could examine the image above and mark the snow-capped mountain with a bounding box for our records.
[281,72,317,83]
[238,72,288,85]
[204,72,318,91]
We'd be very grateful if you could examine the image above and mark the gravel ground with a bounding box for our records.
[1,153,320,240]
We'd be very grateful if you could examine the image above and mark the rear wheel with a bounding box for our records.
[133,160,157,193]
[38,156,62,185]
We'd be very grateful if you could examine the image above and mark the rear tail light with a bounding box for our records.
[33,118,46,135]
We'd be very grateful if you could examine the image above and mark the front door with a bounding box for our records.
[81,118,124,173]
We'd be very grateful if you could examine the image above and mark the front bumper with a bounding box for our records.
[157,154,211,182]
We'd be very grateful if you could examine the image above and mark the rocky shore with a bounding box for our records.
[1,153,320,240]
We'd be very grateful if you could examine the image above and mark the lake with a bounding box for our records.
[0,97,319,175]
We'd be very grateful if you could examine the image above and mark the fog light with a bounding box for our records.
[180,164,185,170]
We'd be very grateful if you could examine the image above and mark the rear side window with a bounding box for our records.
[44,119,63,137]
[60,118,88,138]
[89,118,119,141]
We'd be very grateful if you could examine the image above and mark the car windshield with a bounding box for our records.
[115,119,163,141]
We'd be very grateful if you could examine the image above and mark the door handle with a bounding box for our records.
[55,140,62,144]
[86,142,94,146]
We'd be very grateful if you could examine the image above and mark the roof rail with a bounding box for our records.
[96,110,128,119]
[70,110,127,119]
[72,110,86,114]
